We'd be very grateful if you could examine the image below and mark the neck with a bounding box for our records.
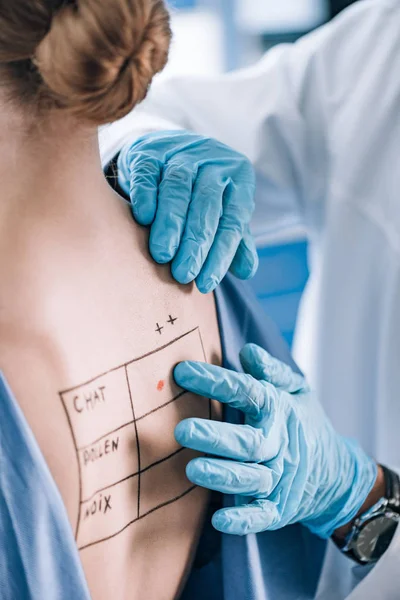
[0,106,109,225]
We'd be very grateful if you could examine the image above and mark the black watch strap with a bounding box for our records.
[381,465,400,512]
[335,466,400,565]
[104,154,129,199]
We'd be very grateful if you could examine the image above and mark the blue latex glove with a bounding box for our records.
[117,131,258,293]
[174,344,377,538]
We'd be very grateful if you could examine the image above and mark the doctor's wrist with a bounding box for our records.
[333,464,385,541]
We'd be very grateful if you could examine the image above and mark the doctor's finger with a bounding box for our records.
[149,162,194,264]
[195,181,252,293]
[175,418,269,463]
[212,500,280,535]
[171,170,224,284]
[128,152,163,226]
[186,457,274,496]
[174,361,275,418]
[229,227,259,281]
[240,344,308,394]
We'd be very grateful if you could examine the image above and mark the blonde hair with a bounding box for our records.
[0,0,171,125]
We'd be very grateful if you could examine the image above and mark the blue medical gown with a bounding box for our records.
[0,376,91,599]
[0,275,326,600]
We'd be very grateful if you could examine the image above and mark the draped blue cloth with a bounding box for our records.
[0,376,90,600]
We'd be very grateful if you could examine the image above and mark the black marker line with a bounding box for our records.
[197,328,212,421]
[58,326,204,541]
[77,419,135,452]
[125,365,141,519]
[81,447,186,504]
[60,327,200,394]
[139,447,185,476]
[197,327,207,363]
[78,485,197,551]
[59,392,82,540]
[136,485,196,523]
[77,389,188,452]
[135,390,187,422]
[81,471,139,505]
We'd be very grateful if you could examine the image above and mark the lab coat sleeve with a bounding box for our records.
[100,1,398,240]
[100,37,324,238]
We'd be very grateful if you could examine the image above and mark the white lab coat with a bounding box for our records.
[99,0,400,597]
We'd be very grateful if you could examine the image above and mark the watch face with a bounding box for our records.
[355,516,398,563]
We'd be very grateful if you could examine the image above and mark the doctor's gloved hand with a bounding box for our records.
[174,345,378,538]
[117,131,258,293]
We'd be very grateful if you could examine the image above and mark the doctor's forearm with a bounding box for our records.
[333,465,385,540]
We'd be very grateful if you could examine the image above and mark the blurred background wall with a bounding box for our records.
[164,0,359,346]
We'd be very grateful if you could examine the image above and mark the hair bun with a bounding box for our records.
[35,0,171,124]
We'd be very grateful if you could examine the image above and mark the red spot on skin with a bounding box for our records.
[157,380,165,391]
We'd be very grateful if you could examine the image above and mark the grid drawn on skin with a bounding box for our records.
[59,327,210,550]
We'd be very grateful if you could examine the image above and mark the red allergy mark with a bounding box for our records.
[157,380,165,392]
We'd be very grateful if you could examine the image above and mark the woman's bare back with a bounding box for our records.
[0,185,221,599]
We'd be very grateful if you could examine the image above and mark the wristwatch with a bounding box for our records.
[336,465,400,565]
